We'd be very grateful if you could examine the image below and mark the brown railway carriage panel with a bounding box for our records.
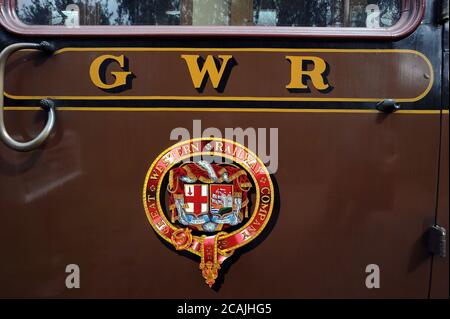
[0,0,446,299]
[0,109,441,298]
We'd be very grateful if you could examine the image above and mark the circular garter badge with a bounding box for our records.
[143,138,274,287]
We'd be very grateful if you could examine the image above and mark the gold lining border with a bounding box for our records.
[6,48,434,103]
[3,106,448,114]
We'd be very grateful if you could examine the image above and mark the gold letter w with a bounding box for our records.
[181,55,234,90]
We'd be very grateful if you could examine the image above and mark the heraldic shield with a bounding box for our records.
[168,161,251,233]
[143,138,274,288]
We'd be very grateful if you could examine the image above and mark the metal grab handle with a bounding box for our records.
[0,42,55,152]
[376,99,400,113]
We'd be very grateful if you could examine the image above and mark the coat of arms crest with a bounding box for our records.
[143,138,274,287]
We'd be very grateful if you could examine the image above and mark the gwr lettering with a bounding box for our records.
[89,54,132,90]
[181,54,234,91]
[88,53,333,94]
[286,56,331,92]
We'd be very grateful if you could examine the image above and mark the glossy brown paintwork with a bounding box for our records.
[430,114,449,299]
[4,49,432,101]
[0,109,441,298]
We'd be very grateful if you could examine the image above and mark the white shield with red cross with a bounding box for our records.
[184,184,209,216]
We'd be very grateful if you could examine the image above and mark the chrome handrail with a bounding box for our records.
[0,41,55,151]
